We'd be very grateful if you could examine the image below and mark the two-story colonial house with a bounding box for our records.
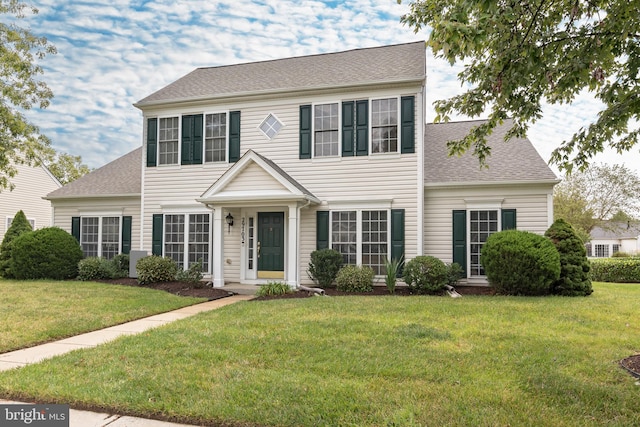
[45,41,558,287]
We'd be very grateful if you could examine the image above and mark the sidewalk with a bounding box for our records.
[0,291,255,426]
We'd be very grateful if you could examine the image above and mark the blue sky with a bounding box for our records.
[18,0,639,176]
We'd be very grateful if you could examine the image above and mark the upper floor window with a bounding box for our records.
[314,103,339,157]
[159,117,179,165]
[371,98,398,153]
[205,113,227,162]
[259,114,283,139]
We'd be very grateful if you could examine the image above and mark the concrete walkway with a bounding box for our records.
[0,291,255,426]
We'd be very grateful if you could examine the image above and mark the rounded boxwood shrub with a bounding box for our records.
[77,257,116,281]
[481,230,560,296]
[136,255,178,285]
[308,248,343,287]
[11,227,83,280]
[0,210,33,278]
[403,255,448,294]
[336,265,374,292]
[545,219,592,296]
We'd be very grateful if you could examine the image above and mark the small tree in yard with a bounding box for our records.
[0,210,33,278]
[545,219,593,296]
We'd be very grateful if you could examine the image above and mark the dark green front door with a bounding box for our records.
[258,212,284,278]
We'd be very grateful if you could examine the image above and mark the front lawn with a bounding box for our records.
[1,282,639,426]
[0,280,205,353]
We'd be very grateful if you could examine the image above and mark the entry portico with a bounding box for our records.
[197,150,320,288]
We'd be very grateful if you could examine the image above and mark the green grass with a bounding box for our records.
[1,283,639,426]
[0,279,205,353]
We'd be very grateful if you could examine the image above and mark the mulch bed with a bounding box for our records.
[95,277,639,379]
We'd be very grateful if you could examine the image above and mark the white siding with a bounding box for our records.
[423,183,555,263]
[0,164,60,241]
[51,197,141,248]
[141,86,423,284]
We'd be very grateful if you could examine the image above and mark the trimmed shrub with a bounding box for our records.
[11,227,83,280]
[176,259,204,286]
[545,219,592,296]
[136,256,178,285]
[481,230,560,296]
[77,257,116,281]
[111,253,130,278]
[308,248,343,287]
[612,251,632,258]
[445,262,464,287]
[256,282,294,297]
[336,265,374,292]
[403,256,448,294]
[0,210,33,278]
[590,257,640,283]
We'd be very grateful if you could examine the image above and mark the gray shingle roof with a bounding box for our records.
[135,41,426,107]
[591,221,640,239]
[45,147,141,199]
[424,119,558,184]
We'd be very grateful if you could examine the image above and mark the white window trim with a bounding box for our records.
[311,101,341,158]
[6,216,36,230]
[369,96,401,155]
[157,115,181,166]
[162,212,212,273]
[328,208,391,274]
[79,215,123,259]
[258,112,285,140]
[465,200,504,279]
[204,110,229,163]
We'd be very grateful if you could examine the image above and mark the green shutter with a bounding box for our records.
[146,118,157,167]
[342,101,355,157]
[71,217,80,242]
[355,100,368,156]
[192,114,203,164]
[181,115,193,165]
[452,210,467,277]
[229,111,241,162]
[316,211,329,250]
[299,105,312,159]
[181,114,203,165]
[152,214,163,256]
[122,216,132,255]
[400,96,415,154]
[391,209,405,276]
[501,209,517,230]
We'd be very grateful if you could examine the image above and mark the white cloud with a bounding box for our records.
[15,0,638,178]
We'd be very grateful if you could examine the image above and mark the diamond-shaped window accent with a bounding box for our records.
[259,114,283,139]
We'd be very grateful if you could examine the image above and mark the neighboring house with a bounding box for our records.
[0,162,61,242]
[587,221,640,257]
[45,41,558,287]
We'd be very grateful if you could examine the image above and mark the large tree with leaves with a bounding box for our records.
[0,0,56,190]
[45,152,92,185]
[554,163,640,238]
[399,0,639,172]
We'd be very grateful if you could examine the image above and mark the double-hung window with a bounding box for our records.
[162,213,210,272]
[371,98,398,153]
[158,117,179,165]
[205,113,226,162]
[331,210,388,275]
[314,103,339,157]
[79,216,121,259]
[468,210,499,276]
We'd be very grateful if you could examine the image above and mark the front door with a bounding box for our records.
[257,212,284,279]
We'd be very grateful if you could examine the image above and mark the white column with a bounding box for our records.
[212,207,225,287]
[286,203,299,288]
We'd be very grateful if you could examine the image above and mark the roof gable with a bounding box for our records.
[198,150,319,205]
[136,41,426,107]
[590,221,640,240]
[424,119,558,185]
